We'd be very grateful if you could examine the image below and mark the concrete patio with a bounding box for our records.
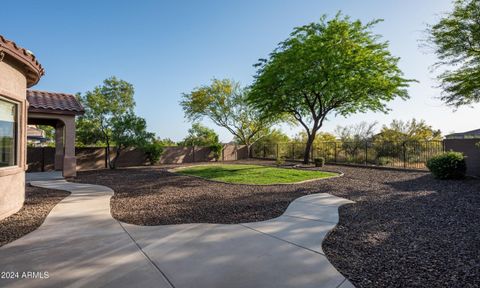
[0,180,354,288]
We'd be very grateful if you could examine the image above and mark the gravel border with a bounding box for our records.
[74,161,480,288]
[0,186,70,247]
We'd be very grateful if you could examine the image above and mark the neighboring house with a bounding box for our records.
[27,125,51,146]
[0,35,83,220]
[445,129,480,139]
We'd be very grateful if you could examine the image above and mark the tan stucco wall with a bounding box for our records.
[0,58,28,220]
[28,112,78,177]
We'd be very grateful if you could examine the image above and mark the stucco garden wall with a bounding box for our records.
[0,58,28,220]
[27,145,249,172]
[444,139,480,177]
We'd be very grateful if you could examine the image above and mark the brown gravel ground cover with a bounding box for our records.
[0,186,70,247]
[74,161,480,288]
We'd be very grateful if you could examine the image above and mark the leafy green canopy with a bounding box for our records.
[143,139,165,165]
[428,0,480,107]
[76,77,155,168]
[77,76,136,147]
[376,119,443,142]
[249,13,413,163]
[180,123,220,147]
[294,131,337,145]
[255,129,291,147]
[181,79,274,146]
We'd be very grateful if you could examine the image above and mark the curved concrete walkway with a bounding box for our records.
[0,180,355,288]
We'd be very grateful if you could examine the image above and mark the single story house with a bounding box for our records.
[0,35,83,220]
[445,129,480,139]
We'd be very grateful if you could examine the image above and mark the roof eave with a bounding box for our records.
[28,107,85,116]
[0,35,45,87]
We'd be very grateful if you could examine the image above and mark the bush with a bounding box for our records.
[314,157,325,167]
[143,140,164,165]
[426,151,466,179]
[376,156,391,166]
[209,143,223,161]
[275,156,286,166]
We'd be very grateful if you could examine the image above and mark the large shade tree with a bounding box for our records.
[249,14,413,163]
[181,79,275,155]
[427,0,480,107]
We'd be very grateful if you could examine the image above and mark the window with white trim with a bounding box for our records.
[0,97,17,167]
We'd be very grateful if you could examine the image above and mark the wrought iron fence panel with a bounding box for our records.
[251,140,444,170]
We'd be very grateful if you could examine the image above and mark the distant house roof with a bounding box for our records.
[0,35,45,87]
[27,90,84,115]
[27,125,45,137]
[445,129,480,139]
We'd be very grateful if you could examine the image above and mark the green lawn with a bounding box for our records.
[174,164,338,185]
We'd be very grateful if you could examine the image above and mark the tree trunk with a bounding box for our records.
[110,147,122,169]
[106,146,112,169]
[105,136,112,169]
[303,135,315,164]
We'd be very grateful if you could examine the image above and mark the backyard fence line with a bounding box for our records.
[27,144,249,172]
[251,140,445,170]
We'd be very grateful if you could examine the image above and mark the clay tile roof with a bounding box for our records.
[0,35,45,87]
[27,90,84,115]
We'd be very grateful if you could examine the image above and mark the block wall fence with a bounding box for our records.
[27,144,249,172]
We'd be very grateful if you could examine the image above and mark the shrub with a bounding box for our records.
[275,156,286,166]
[209,143,223,161]
[143,140,164,165]
[314,157,325,167]
[376,156,391,166]
[426,151,466,179]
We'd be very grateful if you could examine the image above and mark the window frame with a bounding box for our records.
[0,95,19,170]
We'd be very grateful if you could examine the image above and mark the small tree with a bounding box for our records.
[255,129,291,146]
[375,119,442,143]
[143,139,164,165]
[180,123,220,147]
[158,138,177,146]
[77,77,154,168]
[374,119,442,162]
[76,111,105,147]
[427,0,480,107]
[249,14,413,163]
[208,143,223,161]
[110,112,154,169]
[181,79,276,156]
[335,122,377,159]
[250,129,291,158]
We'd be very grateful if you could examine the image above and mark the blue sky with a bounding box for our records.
[3,0,478,141]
